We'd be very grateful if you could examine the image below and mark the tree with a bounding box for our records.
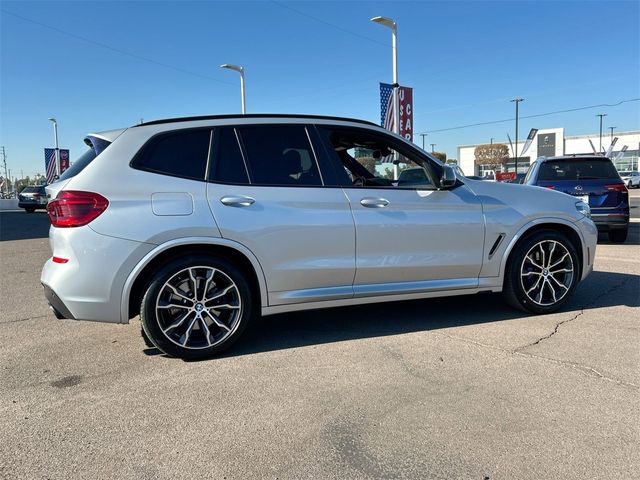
[474,144,509,170]
[431,151,447,162]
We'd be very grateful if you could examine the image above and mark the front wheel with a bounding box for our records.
[503,230,579,314]
[140,255,254,359]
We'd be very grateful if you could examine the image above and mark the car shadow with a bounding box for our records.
[170,269,638,361]
[0,211,50,241]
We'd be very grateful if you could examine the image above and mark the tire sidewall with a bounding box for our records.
[140,254,253,359]
[506,230,580,314]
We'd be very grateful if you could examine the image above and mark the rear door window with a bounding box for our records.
[237,125,323,186]
[208,128,250,184]
[132,129,212,180]
[538,159,620,181]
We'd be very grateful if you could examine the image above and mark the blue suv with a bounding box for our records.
[523,155,629,242]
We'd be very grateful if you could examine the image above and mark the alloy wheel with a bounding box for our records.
[155,266,242,349]
[520,240,575,307]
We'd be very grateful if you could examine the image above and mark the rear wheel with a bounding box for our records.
[608,229,628,243]
[25,208,35,213]
[140,255,254,359]
[503,230,579,314]
[628,180,634,189]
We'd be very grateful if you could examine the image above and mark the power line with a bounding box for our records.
[270,1,390,47]
[421,98,640,134]
[1,9,236,86]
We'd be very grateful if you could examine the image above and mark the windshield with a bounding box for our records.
[538,159,620,181]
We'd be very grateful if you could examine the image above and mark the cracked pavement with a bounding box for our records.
[1,194,638,479]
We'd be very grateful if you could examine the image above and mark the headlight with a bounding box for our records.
[575,201,591,218]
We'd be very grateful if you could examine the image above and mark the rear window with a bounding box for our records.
[538,159,620,181]
[21,186,45,194]
[57,148,97,182]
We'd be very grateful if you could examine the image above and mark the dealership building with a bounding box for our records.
[457,128,640,176]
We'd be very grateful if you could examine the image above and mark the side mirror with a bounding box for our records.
[439,165,457,189]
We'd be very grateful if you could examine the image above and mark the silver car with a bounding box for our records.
[42,114,597,359]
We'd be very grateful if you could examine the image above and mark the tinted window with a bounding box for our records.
[320,127,436,189]
[133,129,211,180]
[538,159,620,181]
[21,186,44,194]
[238,125,322,186]
[209,128,249,184]
[58,148,97,182]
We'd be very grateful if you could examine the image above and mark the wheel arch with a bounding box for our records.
[121,237,268,323]
[500,219,585,288]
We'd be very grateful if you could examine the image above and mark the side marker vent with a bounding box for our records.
[488,234,505,259]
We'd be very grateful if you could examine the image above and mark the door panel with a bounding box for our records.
[343,185,485,286]
[207,184,355,305]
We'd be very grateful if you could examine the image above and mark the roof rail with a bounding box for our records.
[134,113,379,128]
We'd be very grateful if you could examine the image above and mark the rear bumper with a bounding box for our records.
[41,225,155,323]
[18,201,47,209]
[592,214,629,231]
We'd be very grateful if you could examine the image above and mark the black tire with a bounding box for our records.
[25,208,35,213]
[503,230,580,314]
[140,254,254,359]
[608,229,628,243]
[628,181,633,189]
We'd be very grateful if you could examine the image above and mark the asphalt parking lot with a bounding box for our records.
[1,192,638,480]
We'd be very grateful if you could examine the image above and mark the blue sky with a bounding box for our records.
[1,0,639,178]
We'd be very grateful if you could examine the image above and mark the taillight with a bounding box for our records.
[47,191,109,228]
[604,184,627,193]
[543,185,556,189]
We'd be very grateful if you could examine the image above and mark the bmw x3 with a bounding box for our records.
[42,114,597,359]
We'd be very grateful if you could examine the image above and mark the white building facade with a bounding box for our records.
[458,128,640,176]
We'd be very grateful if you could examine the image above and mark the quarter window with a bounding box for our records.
[132,129,211,180]
[238,125,322,186]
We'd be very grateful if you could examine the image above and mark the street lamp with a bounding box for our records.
[596,113,607,153]
[419,133,427,150]
[609,126,616,140]
[430,143,436,153]
[371,15,399,178]
[48,117,60,177]
[510,98,524,174]
[220,64,246,114]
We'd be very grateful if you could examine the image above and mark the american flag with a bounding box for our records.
[45,148,57,184]
[380,83,395,132]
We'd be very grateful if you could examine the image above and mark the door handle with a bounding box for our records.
[360,197,389,208]
[220,195,255,207]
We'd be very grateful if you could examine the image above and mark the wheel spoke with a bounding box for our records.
[550,267,573,274]
[547,279,557,302]
[549,274,569,291]
[546,241,557,268]
[539,243,546,270]
[526,275,543,295]
[202,269,216,302]
[166,284,194,304]
[525,255,544,270]
[203,310,231,332]
[205,284,235,303]
[188,268,199,300]
[180,316,198,346]
[522,271,542,277]
[163,310,193,333]
[157,301,190,310]
[211,304,240,310]
[548,252,569,270]
[199,317,213,346]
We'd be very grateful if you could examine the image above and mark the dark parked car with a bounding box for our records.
[523,155,629,242]
[18,185,48,213]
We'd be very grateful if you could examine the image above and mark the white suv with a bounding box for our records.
[42,114,597,359]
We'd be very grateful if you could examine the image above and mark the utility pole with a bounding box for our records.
[420,133,427,150]
[596,113,607,153]
[490,137,494,145]
[430,143,436,153]
[511,98,524,174]
[1,146,7,195]
[609,126,616,140]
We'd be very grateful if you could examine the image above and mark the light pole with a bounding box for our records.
[48,117,60,177]
[430,143,436,153]
[510,98,524,173]
[419,133,427,150]
[371,15,399,178]
[609,126,616,141]
[220,64,246,114]
[490,137,494,145]
[596,113,607,153]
